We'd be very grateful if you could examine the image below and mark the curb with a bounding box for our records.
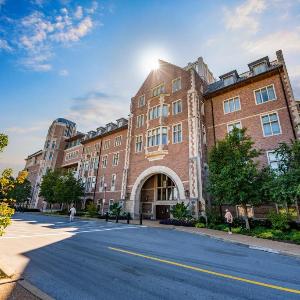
[19,279,55,300]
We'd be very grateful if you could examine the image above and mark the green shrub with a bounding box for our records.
[0,203,14,236]
[109,203,122,216]
[195,222,205,228]
[267,211,290,231]
[170,202,191,221]
[206,209,223,225]
[86,203,98,217]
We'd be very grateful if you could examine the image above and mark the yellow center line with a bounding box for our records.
[108,246,300,295]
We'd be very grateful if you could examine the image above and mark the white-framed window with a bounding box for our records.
[84,161,89,171]
[48,152,53,160]
[253,63,267,75]
[227,121,242,133]
[152,84,165,97]
[102,155,108,168]
[51,141,56,149]
[91,157,99,169]
[223,75,234,86]
[148,105,168,120]
[254,85,276,104]
[224,97,241,114]
[91,176,96,188]
[172,77,181,93]
[111,174,116,191]
[147,127,168,147]
[136,114,144,128]
[103,140,110,150]
[173,123,182,144]
[135,135,143,152]
[138,95,145,107]
[172,100,182,115]
[267,151,281,170]
[112,152,119,166]
[114,136,122,147]
[99,176,105,192]
[261,112,281,136]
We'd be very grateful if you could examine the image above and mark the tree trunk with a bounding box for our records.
[295,198,300,221]
[285,202,289,215]
[242,204,250,230]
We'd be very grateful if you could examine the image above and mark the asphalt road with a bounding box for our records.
[1,213,300,300]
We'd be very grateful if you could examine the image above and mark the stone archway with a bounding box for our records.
[129,166,185,217]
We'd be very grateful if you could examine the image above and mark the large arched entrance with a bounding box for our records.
[129,166,186,219]
[141,174,178,219]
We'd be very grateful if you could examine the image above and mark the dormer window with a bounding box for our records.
[223,75,235,86]
[253,63,267,75]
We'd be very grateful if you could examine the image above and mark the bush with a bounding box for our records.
[109,203,122,217]
[159,218,196,227]
[206,209,223,225]
[15,207,40,212]
[267,211,290,231]
[86,203,98,217]
[170,202,191,221]
[0,203,14,236]
[195,222,205,228]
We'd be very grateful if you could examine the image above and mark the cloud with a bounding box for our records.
[2,3,98,72]
[243,29,300,55]
[0,39,12,52]
[59,69,69,76]
[66,91,129,130]
[224,0,267,33]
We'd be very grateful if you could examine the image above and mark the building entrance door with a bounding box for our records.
[156,205,170,219]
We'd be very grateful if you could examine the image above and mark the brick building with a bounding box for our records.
[24,50,299,219]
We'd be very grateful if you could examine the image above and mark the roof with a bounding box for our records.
[65,132,85,142]
[204,61,282,97]
[26,149,43,160]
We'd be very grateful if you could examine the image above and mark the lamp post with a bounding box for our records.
[102,182,107,215]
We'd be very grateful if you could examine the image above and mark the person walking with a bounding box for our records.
[69,205,76,222]
[224,209,233,234]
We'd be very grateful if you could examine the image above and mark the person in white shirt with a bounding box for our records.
[224,209,233,234]
[69,205,76,222]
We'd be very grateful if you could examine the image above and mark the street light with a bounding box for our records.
[102,182,107,215]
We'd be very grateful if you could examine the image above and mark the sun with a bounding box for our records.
[139,48,170,73]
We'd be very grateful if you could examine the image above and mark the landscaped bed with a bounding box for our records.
[0,269,8,280]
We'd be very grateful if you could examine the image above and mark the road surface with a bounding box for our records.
[1,213,300,300]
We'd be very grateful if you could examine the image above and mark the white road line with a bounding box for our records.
[0,226,139,239]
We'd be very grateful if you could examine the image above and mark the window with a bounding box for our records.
[138,95,145,107]
[48,152,53,160]
[135,135,143,152]
[103,140,110,150]
[172,100,182,115]
[261,113,281,136]
[91,176,96,188]
[112,153,119,166]
[114,136,122,147]
[227,121,242,133]
[156,174,177,201]
[51,141,56,149]
[84,161,89,171]
[152,84,165,97]
[109,199,114,207]
[91,157,98,169]
[147,127,168,147]
[172,78,181,93]
[224,97,241,114]
[148,105,168,120]
[223,76,234,86]
[255,85,276,104]
[102,155,108,168]
[253,63,267,75]
[267,151,281,170]
[99,176,105,191]
[136,115,144,128]
[173,124,182,143]
[111,174,116,191]
[148,106,160,120]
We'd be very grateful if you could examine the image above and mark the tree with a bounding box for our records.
[54,172,84,209]
[170,202,190,220]
[207,128,262,229]
[7,178,32,206]
[39,169,61,211]
[0,133,28,235]
[270,141,300,220]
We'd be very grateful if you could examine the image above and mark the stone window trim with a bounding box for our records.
[266,150,281,170]
[112,152,119,166]
[103,140,110,150]
[135,135,143,153]
[136,114,145,128]
[147,126,168,147]
[138,94,146,108]
[172,122,183,144]
[227,120,242,133]
[260,111,282,137]
[111,174,116,191]
[172,99,183,115]
[172,77,182,93]
[254,84,277,105]
[223,96,241,114]
[114,135,122,147]
[152,83,165,97]
[101,155,108,168]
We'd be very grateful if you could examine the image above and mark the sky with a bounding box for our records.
[1,0,300,175]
